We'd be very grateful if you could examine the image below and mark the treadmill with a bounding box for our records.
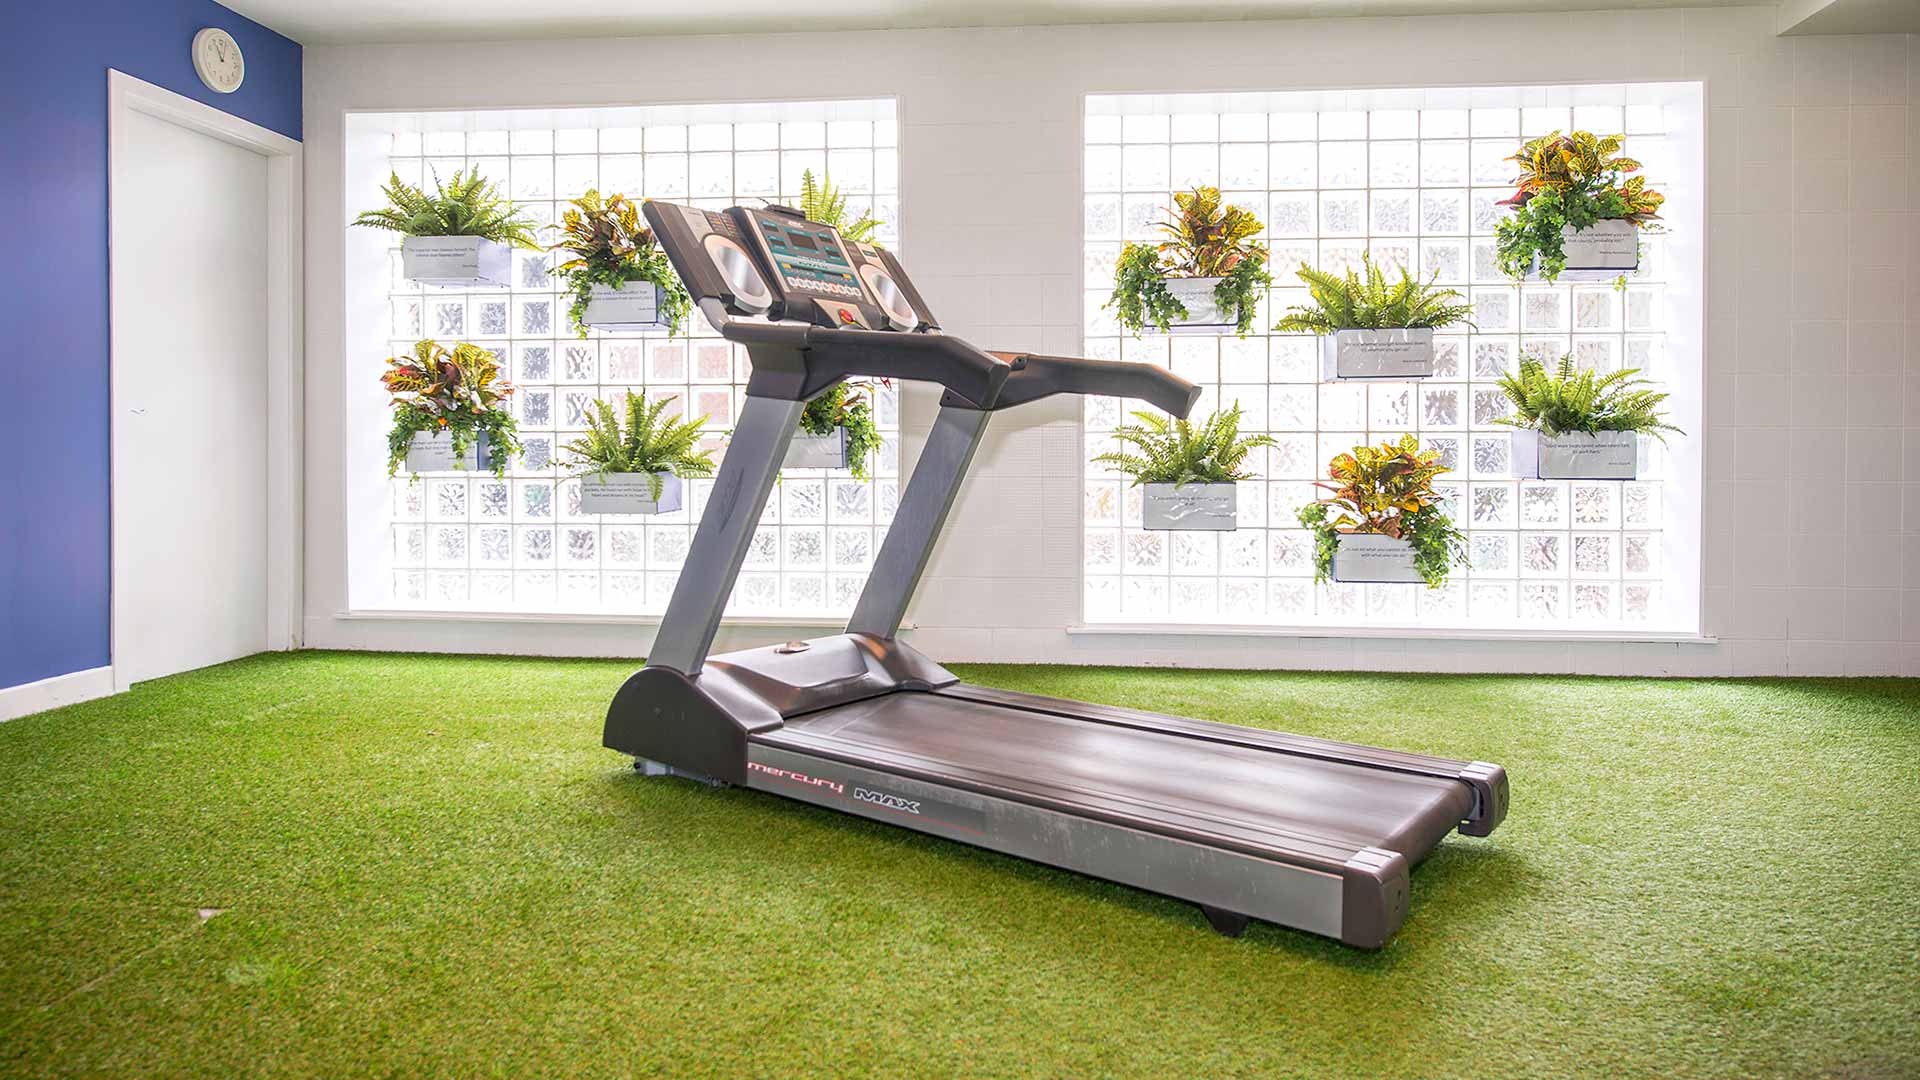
[607,200,1509,948]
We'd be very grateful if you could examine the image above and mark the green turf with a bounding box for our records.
[0,652,1914,1078]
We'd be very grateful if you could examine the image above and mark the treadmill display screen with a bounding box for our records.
[752,213,864,301]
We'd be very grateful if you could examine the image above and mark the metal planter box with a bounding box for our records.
[582,281,668,331]
[578,471,682,514]
[1322,328,1436,380]
[1142,482,1237,531]
[405,431,495,473]
[785,428,848,470]
[1162,276,1236,335]
[1512,428,1639,480]
[401,235,514,287]
[1330,533,1425,584]
[1532,218,1639,282]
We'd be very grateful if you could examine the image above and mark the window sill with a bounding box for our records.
[1067,623,1715,644]
[336,609,904,630]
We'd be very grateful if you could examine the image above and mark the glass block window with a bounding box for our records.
[368,100,899,615]
[1082,87,1700,631]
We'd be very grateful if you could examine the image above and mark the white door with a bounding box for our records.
[112,107,270,685]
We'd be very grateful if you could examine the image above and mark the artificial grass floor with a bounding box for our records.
[0,653,1915,1079]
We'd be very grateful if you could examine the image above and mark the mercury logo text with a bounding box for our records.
[746,761,843,794]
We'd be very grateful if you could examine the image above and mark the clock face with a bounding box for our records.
[191,27,244,94]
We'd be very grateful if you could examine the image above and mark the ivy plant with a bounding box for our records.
[1090,404,1276,486]
[382,339,523,479]
[799,381,884,482]
[1494,354,1683,440]
[1272,252,1475,333]
[1297,434,1467,588]
[798,169,883,246]
[1492,130,1664,284]
[547,189,692,338]
[1105,186,1272,337]
[352,167,541,249]
[562,391,718,501]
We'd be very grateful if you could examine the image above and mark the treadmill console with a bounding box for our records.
[641,199,936,334]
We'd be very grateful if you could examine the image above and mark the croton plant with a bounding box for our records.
[382,339,522,478]
[1493,130,1664,283]
[1107,186,1272,337]
[1297,434,1467,588]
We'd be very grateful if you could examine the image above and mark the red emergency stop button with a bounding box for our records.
[838,307,855,324]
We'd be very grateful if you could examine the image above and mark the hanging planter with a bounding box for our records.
[1322,328,1437,380]
[1092,404,1272,533]
[405,430,496,473]
[784,427,848,470]
[353,167,541,288]
[1299,435,1467,589]
[578,471,683,514]
[1492,131,1664,285]
[581,281,670,331]
[1544,218,1639,281]
[383,339,521,479]
[1106,187,1271,338]
[1329,533,1426,583]
[1160,276,1236,335]
[1496,354,1680,481]
[1273,253,1470,381]
[1512,429,1638,480]
[548,191,692,338]
[401,235,514,287]
[1142,482,1237,531]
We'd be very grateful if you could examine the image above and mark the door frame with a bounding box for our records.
[107,70,304,692]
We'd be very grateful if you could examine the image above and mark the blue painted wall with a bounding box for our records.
[0,1,301,691]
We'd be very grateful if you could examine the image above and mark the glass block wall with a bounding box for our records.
[373,101,900,615]
[1082,89,1693,630]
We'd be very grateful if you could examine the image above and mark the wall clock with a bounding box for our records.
[191,27,245,94]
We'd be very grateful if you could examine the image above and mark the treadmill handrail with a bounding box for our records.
[724,320,1011,409]
[965,352,1202,418]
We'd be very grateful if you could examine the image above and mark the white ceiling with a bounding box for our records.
[225,0,1774,46]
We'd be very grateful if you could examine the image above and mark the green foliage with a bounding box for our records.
[1297,434,1466,588]
[1105,186,1272,337]
[547,189,692,338]
[561,392,717,501]
[1493,131,1665,283]
[799,169,882,246]
[382,339,522,478]
[1272,252,1475,333]
[1495,354,1682,440]
[352,167,541,249]
[1091,404,1276,487]
[799,381,883,482]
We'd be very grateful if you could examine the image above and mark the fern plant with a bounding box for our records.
[1091,404,1276,487]
[1296,434,1466,588]
[798,169,882,246]
[352,167,541,249]
[1105,186,1272,337]
[1493,131,1664,283]
[547,190,692,338]
[1494,354,1682,440]
[562,392,718,501]
[1272,252,1475,333]
[382,339,522,478]
[799,382,884,482]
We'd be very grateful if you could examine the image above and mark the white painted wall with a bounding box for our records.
[302,8,1920,676]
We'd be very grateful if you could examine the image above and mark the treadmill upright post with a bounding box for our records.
[846,403,993,640]
[645,393,803,675]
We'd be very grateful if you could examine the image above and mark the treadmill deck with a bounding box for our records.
[754,687,1475,868]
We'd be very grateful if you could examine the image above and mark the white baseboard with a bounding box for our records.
[0,666,118,723]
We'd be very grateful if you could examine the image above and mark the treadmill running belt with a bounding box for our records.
[761,690,1474,864]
